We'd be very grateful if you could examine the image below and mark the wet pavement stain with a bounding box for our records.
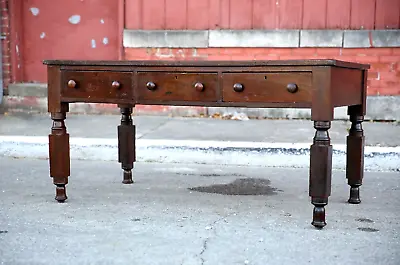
[189,178,280,196]
[356,218,374,223]
[358,227,379,232]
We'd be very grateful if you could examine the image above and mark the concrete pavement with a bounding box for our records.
[0,157,399,265]
[0,113,399,171]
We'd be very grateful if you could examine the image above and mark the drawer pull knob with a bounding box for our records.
[233,83,244,92]
[67,80,77,88]
[194,82,204,92]
[111,81,120,89]
[287,83,298,93]
[146,81,156,91]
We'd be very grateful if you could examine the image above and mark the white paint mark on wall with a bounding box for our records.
[30,7,40,16]
[100,19,105,24]
[40,32,46,39]
[15,45,19,54]
[68,15,81,24]
[102,37,109,45]
[91,39,96,48]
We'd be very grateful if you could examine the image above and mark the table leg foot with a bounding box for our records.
[55,184,67,202]
[348,185,361,204]
[122,170,134,184]
[311,198,327,228]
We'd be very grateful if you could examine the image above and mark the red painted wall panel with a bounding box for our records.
[302,0,326,29]
[375,0,400,29]
[252,0,277,29]
[22,0,119,83]
[278,0,303,29]
[208,0,220,29]
[326,0,351,29]
[142,0,165,29]
[187,0,209,29]
[350,0,376,29]
[125,0,141,29]
[230,0,252,29]
[165,0,187,29]
[220,0,230,28]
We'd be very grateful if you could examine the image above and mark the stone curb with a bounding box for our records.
[124,29,400,48]
[0,136,398,172]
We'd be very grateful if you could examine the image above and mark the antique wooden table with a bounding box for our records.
[43,59,369,228]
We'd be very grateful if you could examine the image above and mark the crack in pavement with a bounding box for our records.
[136,119,171,139]
[197,213,234,265]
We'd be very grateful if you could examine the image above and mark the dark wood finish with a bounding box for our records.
[49,107,70,202]
[118,106,135,184]
[61,70,133,103]
[43,59,369,229]
[137,72,218,102]
[222,72,312,103]
[309,121,332,228]
[346,105,365,204]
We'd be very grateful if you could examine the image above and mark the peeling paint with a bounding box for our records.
[100,19,105,24]
[30,7,39,16]
[40,32,46,39]
[68,15,81,24]
[91,39,96,48]
[102,37,109,45]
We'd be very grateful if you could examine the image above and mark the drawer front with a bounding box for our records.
[222,72,312,103]
[61,71,133,100]
[136,72,218,102]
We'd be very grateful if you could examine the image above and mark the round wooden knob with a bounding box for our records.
[146,81,156,90]
[67,80,76,88]
[194,82,204,92]
[233,83,244,92]
[111,81,120,89]
[287,83,298,93]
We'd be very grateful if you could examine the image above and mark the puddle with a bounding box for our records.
[189,178,280,196]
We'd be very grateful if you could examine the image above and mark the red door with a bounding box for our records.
[21,0,119,83]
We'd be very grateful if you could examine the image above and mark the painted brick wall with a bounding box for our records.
[1,0,10,94]
[125,47,400,96]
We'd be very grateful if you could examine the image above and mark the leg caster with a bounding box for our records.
[311,198,327,228]
[348,185,361,204]
[55,184,67,202]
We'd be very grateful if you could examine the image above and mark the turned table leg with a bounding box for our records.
[346,105,365,204]
[118,107,136,184]
[309,121,333,228]
[49,111,70,202]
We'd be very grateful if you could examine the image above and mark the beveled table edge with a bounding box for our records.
[43,59,370,70]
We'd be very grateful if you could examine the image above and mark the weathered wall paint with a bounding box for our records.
[21,0,119,83]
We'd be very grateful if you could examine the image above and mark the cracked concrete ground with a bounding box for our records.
[0,157,399,265]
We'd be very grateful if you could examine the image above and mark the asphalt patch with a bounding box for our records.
[189,178,279,196]
[358,227,379,232]
[356,218,374,223]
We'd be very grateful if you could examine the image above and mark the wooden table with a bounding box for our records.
[43,59,369,228]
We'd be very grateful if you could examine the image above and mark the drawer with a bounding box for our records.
[222,72,312,103]
[136,72,218,102]
[61,71,133,101]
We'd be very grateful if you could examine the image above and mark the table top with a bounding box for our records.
[43,59,370,70]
